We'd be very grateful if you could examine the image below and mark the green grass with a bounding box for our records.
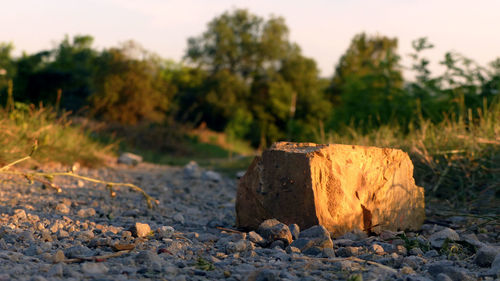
[328,99,500,212]
[0,103,114,167]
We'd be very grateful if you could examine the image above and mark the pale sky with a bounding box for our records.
[1,0,499,78]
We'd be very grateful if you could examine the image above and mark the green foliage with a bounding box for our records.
[89,42,173,125]
[195,257,215,271]
[185,9,328,147]
[328,33,407,131]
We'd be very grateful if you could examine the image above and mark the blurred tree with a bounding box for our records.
[89,42,172,125]
[0,43,16,105]
[13,35,97,111]
[185,9,327,147]
[328,33,408,131]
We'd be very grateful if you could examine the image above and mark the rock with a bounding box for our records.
[290,225,333,253]
[487,253,500,276]
[289,224,300,240]
[117,152,143,166]
[55,203,70,214]
[429,227,459,248]
[435,273,453,281]
[336,246,360,257]
[13,209,27,220]
[173,213,185,224]
[257,219,293,245]
[76,230,94,241]
[370,243,385,254]
[183,161,200,178]
[269,240,285,249]
[475,246,500,267]
[48,263,63,277]
[248,231,266,246]
[77,208,96,218]
[81,262,109,275]
[65,245,95,258]
[130,222,151,238]
[157,226,175,239]
[427,260,475,281]
[201,170,222,182]
[236,142,425,236]
[52,250,65,263]
[135,250,163,271]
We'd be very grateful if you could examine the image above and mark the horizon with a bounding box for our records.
[1,0,499,78]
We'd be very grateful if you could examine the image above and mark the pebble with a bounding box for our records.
[428,227,459,248]
[81,262,109,275]
[257,219,293,245]
[130,222,151,238]
[474,246,499,267]
[0,164,496,280]
[77,208,96,218]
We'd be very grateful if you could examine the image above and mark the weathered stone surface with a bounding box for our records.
[236,142,425,236]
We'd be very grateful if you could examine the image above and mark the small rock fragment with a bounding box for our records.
[118,152,143,166]
[52,250,65,263]
[77,208,96,218]
[475,246,500,267]
[289,224,300,240]
[157,226,175,239]
[81,262,109,275]
[130,222,151,238]
[257,219,293,246]
[201,170,222,182]
[429,228,459,248]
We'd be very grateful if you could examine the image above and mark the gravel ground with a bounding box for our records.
[0,161,499,281]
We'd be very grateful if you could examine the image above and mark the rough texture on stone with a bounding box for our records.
[236,142,425,236]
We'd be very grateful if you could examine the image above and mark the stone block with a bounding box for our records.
[236,142,425,236]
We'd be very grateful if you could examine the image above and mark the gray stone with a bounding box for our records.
[289,224,300,240]
[290,225,333,253]
[183,161,200,178]
[135,250,162,271]
[429,227,459,248]
[427,260,475,281]
[257,219,293,245]
[269,240,285,249]
[65,245,95,258]
[336,246,361,257]
[202,170,222,182]
[118,152,143,166]
[322,247,336,258]
[435,273,453,281]
[48,263,63,277]
[487,253,500,276]
[157,225,175,239]
[475,246,500,267]
[410,247,424,256]
[81,262,109,275]
[173,213,185,224]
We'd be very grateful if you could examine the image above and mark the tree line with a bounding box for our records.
[1,9,499,148]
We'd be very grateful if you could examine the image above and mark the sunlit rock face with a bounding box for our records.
[236,142,425,237]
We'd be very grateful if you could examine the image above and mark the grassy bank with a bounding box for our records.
[328,100,500,211]
[0,103,114,167]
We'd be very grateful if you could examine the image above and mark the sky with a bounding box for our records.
[1,0,499,78]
